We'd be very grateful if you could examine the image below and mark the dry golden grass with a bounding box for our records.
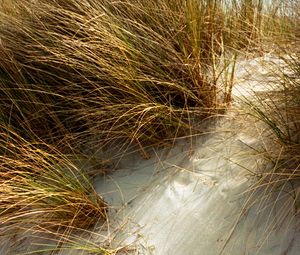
[0,0,265,152]
[1,0,299,254]
[241,47,300,217]
[0,125,108,246]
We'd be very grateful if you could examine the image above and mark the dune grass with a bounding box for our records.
[1,0,295,153]
[0,0,277,153]
[0,0,299,254]
[0,125,110,253]
[240,45,300,218]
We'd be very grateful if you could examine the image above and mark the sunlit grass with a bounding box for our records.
[0,0,299,254]
[0,0,264,151]
[240,45,300,218]
[1,1,296,152]
[0,125,110,253]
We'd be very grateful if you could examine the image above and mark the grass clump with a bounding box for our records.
[243,47,300,213]
[0,0,245,152]
[0,2,296,148]
[0,125,109,252]
[1,0,294,152]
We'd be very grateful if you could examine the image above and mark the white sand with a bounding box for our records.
[94,117,298,255]
[93,55,299,255]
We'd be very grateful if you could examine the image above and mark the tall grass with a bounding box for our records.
[221,37,300,253]
[0,124,110,253]
[242,46,300,215]
[0,0,273,152]
[1,0,299,254]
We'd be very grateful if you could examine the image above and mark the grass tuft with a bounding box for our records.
[0,125,108,252]
[0,0,251,151]
[242,46,300,213]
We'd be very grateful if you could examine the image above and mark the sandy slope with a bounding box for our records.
[93,55,299,255]
[95,116,298,255]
